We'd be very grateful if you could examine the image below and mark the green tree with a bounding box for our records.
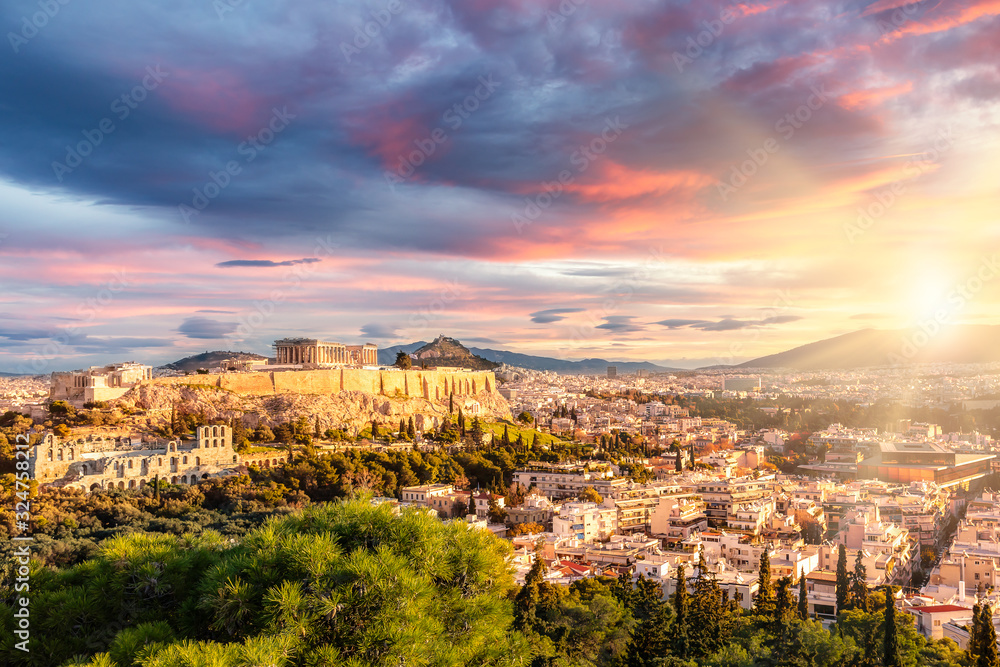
[578,486,603,504]
[671,563,690,657]
[798,569,809,620]
[627,575,671,667]
[407,416,415,438]
[517,411,533,425]
[395,351,412,369]
[755,549,774,617]
[470,417,484,448]
[836,543,851,612]
[883,587,902,667]
[853,548,870,612]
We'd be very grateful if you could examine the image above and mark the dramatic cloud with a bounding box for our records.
[530,308,586,324]
[177,317,237,339]
[657,316,803,331]
[360,323,399,339]
[216,258,322,268]
[596,316,646,334]
[0,0,997,370]
[655,319,711,329]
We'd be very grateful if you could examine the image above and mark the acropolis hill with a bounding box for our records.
[113,367,510,433]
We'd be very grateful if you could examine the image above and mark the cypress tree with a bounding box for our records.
[775,576,792,621]
[502,424,510,448]
[675,452,682,472]
[836,544,851,613]
[970,603,985,664]
[449,392,454,413]
[628,575,671,667]
[755,550,774,617]
[516,432,524,452]
[974,603,1000,667]
[458,408,466,436]
[882,587,902,667]
[852,549,870,612]
[798,569,809,620]
[407,416,415,438]
[672,563,690,657]
[399,418,406,437]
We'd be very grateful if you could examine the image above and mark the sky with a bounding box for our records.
[0,0,998,373]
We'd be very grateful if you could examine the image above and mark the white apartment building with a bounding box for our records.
[552,502,618,542]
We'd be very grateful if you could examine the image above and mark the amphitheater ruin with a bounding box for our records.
[29,425,286,492]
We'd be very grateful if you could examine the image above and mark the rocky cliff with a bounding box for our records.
[113,368,510,433]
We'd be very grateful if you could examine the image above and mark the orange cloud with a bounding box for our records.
[839,81,914,109]
[878,0,1000,43]
[564,162,714,204]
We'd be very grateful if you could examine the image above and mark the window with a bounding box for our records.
[976,573,981,580]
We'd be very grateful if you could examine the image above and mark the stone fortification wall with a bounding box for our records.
[148,368,496,401]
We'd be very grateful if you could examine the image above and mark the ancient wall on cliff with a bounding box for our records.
[147,368,497,401]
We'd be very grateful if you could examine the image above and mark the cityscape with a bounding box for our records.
[3,0,1000,665]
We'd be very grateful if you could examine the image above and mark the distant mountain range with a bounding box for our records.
[157,325,1000,377]
[379,340,681,374]
[737,325,1000,371]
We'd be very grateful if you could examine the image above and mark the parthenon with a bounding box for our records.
[273,338,378,367]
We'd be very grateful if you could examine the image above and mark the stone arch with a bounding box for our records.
[272,459,278,466]
[68,448,75,460]
[117,481,125,489]
[201,473,209,479]
[169,442,176,452]
[213,426,219,438]
[195,457,200,466]
[47,449,53,461]
[127,459,133,468]
[128,480,135,489]
[263,460,271,467]
[171,476,178,484]
[138,479,146,488]
[181,475,188,484]
[90,483,102,492]
[183,455,188,464]
[81,463,88,475]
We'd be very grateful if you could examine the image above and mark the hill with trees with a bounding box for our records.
[161,351,267,373]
